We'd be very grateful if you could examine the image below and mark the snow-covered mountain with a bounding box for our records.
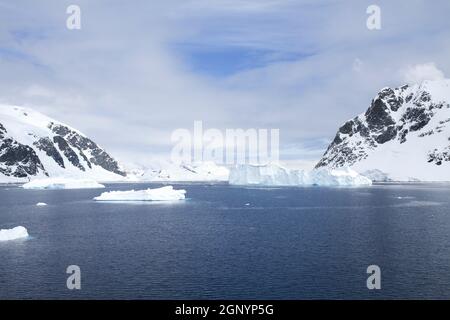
[0,104,231,183]
[0,105,126,183]
[316,79,450,181]
[125,161,229,182]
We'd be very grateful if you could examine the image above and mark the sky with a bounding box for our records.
[0,0,449,169]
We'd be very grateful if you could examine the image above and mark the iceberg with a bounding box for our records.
[94,186,186,201]
[36,202,47,206]
[23,178,105,190]
[0,226,29,241]
[229,164,372,186]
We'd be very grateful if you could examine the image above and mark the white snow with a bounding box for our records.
[94,186,186,201]
[229,164,372,186]
[0,226,29,241]
[361,169,392,182]
[36,202,47,206]
[124,161,229,182]
[23,178,105,190]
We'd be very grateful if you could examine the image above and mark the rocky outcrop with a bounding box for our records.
[49,123,125,176]
[0,123,47,178]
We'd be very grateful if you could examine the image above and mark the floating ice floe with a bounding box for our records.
[0,226,29,241]
[94,186,186,202]
[23,178,105,190]
[36,202,47,206]
[229,164,372,187]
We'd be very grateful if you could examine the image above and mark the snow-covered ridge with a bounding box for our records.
[94,186,186,201]
[125,161,229,182]
[229,164,372,186]
[0,226,29,241]
[0,105,125,183]
[316,79,450,181]
[23,178,105,190]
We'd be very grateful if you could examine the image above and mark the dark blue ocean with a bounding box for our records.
[1,182,450,299]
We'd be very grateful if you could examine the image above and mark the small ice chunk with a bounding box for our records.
[23,178,105,190]
[94,186,186,201]
[0,226,29,241]
[36,202,47,206]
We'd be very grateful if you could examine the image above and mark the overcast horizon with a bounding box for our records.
[1,0,449,169]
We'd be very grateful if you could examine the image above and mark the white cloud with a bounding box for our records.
[1,1,450,167]
[352,58,363,73]
[24,84,54,98]
[403,63,445,85]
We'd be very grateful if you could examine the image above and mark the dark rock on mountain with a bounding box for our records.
[1,123,47,178]
[34,137,65,168]
[49,123,125,176]
[53,135,85,171]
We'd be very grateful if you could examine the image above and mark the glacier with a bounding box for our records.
[94,186,186,201]
[23,178,105,190]
[229,164,372,186]
[0,226,29,241]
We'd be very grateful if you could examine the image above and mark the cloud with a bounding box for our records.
[0,1,450,166]
[403,63,445,85]
[24,84,54,97]
[352,58,363,73]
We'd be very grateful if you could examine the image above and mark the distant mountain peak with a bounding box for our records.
[316,79,450,181]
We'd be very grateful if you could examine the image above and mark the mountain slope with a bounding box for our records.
[0,105,126,182]
[316,79,450,181]
[125,161,230,182]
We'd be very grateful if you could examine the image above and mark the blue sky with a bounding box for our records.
[173,45,311,77]
[0,0,450,167]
